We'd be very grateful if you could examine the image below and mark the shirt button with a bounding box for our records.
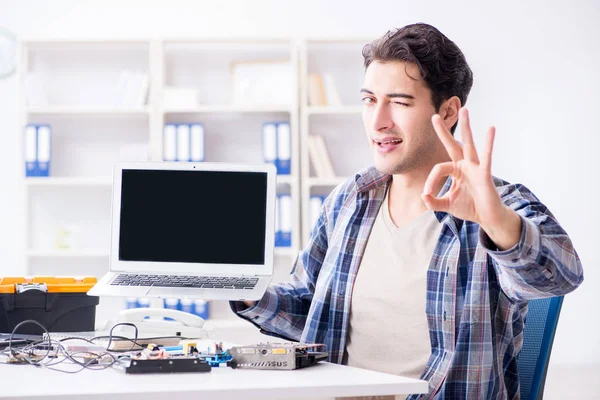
[253,316,259,320]
[511,258,519,263]
[527,248,532,256]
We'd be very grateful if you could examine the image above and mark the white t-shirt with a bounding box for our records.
[345,191,443,380]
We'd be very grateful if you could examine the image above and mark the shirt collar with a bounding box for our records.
[354,166,464,229]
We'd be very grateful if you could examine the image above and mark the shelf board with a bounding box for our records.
[26,177,112,187]
[26,106,150,116]
[28,248,295,258]
[274,247,297,257]
[307,177,348,187]
[276,175,295,185]
[27,249,110,258]
[163,105,293,114]
[305,106,363,115]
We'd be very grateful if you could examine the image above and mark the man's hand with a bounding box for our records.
[243,300,256,308]
[422,108,522,250]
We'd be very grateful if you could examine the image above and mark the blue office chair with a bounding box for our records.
[518,296,564,400]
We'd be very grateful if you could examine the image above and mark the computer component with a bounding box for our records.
[228,343,328,370]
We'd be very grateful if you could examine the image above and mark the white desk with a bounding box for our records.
[0,361,428,399]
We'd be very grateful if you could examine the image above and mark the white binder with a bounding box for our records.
[275,194,281,246]
[276,122,291,175]
[176,124,191,162]
[24,125,37,177]
[36,125,51,177]
[279,194,292,247]
[163,124,177,161]
[262,123,277,166]
[190,123,205,162]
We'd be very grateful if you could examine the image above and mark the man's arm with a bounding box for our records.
[480,184,584,302]
[423,109,583,302]
[229,208,330,340]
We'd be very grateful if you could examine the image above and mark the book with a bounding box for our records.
[308,135,335,178]
[307,73,327,106]
[322,73,342,106]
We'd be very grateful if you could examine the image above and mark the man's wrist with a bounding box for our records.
[243,300,257,308]
[480,206,522,251]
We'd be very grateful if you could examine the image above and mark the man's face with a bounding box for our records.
[362,61,442,175]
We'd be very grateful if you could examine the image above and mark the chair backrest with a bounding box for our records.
[518,296,564,400]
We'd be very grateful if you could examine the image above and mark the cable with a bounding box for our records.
[106,322,138,352]
[7,319,51,364]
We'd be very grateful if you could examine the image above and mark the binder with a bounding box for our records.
[274,194,282,247]
[24,125,37,177]
[190,123,205,162]
[163,298,179,321]
[279,194,292,247]
[193,299,209,320]
[179,298,194,314]
[137,297,151,320]
[309,195,324,231]
[36,125,51,177]
[176,124,191,162]
[163,124,177,161]
[262,123,277,168]
[276,122,291,175]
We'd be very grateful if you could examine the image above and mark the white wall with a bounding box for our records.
[0,0,598,366]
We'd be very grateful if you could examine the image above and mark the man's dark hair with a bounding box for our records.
[362,23,473,134]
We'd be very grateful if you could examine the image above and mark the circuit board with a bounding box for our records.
[228,343,327,370]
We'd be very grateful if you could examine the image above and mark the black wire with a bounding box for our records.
[7,319,51,364]
[2,320,192,372]
[106,322,138,352]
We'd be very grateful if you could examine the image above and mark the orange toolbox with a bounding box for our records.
[0,276,99,334]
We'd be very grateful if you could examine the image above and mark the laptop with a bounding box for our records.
[88,161,276,301]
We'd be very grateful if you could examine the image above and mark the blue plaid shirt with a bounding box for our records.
[231,166,583,399]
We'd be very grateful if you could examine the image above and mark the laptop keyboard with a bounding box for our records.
[110,274,258,290]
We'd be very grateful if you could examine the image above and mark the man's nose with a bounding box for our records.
[371,103,393,132]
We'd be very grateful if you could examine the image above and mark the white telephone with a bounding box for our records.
[110,308,206,338]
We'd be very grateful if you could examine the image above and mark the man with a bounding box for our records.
[230,23,584,399]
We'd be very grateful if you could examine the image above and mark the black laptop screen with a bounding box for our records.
[118,169,268,265]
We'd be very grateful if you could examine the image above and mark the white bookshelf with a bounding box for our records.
[16,37,375,330]
[27,249,110,258]
[163,105,293,114]
[299,38,374,245]
[305,105,363,115]
[159,38,301,254]
[17,37,301,290]
[25,177,113,187]
[26,106,150,116]
[18,39,152,278]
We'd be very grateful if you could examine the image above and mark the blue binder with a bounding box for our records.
[36,125,51,177]
[24,125,37,177]
[163,124,177,161]
[190,123,205,162]
[276,122,291,175]
[263,122,277,169]
[176,124,191,162]
[278,194,292,247]
[275,194,282,246]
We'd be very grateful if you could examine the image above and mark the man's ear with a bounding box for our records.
[439,96,461,131]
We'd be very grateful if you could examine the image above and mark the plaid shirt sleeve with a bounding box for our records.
[480,183,584,301]
[229,204,330,341]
